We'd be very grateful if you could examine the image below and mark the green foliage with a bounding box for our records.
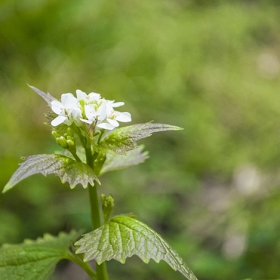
[2,81,189,280]
[75,215,197,280]
[99,123,183,154]
[100,145,148,175]
[0,231,81,280]
[3,154,100,192]
[1,0,280,279]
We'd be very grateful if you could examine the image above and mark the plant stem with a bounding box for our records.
[66,252,97,280]
[70,151,82,162]
[86,148,109,280]
[88,183,102,234]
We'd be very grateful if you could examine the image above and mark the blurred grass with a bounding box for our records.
[1,0,280,279]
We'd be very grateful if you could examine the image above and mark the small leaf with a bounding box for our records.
[100,145,149,175]
[75,216,197,280]
[3,154,100,193]
[99,123,183,154]
[0,231,81,280]
[27,85,57,107]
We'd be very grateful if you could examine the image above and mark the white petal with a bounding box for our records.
[51,100,64,114]
[97,101,107,121]
[85,104,97,121]
[105,102,114,116]
[72,107,82,119]
[76,90,87,100]
[116,112,131,122]
[97,122,115,130]
[111,101,124,107]
[80,118,93,124]
[107,118,119,127]
[61,93,77,108]
[51,115,67,126]
[88,92,101,100]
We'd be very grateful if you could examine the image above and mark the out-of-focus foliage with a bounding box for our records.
[1,0,280,279]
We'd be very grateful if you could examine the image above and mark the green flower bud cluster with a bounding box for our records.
[52,127,76,152]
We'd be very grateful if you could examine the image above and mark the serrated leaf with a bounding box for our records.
[0,231,81,280]
[99,123,183,154]
[3,154,100,193]
[100,145,149,175]
[75,216,197,280]
[28,85,56,106]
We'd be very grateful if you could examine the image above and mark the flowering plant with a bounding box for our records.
[0,86,198,280]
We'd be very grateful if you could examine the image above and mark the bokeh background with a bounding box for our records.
[1,0,280,279]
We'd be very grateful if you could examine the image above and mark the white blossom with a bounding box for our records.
[76,90,101,104]
[81,99,107,125]
[51,93,81,126]
[97,102,131,130]
[50,90,131,130]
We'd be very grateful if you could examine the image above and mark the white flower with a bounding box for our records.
[50,89,131,130]
[81,99,107,125]
[97,101,131,130]
[50,93,81,126]
[76,90,101,104]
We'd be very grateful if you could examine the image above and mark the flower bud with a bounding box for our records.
[51,130,60,139]
[66,135,73,141]
[66,139,75,148]
[57,136,68,149]
[101,194,114,222]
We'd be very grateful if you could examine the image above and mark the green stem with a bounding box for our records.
[88,183,102,233]
[70,151,82,162]
[66,252,97,280]
[86,148,109,280]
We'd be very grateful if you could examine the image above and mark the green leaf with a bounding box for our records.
[28,85,56,106]
[0,231,81,280]
[99,123,183,154]
[100,145,149,175]
[75,216,197,280]
[3,154,100,193]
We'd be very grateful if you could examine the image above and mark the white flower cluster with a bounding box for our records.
[51,90,131,130]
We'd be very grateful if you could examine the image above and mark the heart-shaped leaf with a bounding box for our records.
[75,215,197,280]
[3,154,100,193]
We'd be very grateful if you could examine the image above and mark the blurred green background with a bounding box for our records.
[1,0,280,279]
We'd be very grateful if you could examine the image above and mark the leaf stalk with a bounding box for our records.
[65,252,97,280]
